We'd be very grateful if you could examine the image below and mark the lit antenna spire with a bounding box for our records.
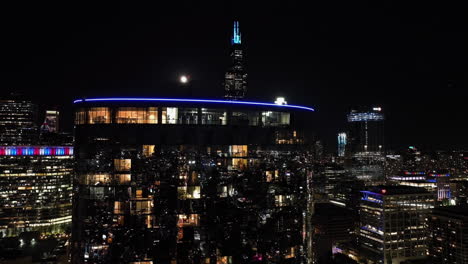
[232,21,241,45]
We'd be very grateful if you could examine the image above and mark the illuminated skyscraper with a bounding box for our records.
[337,132,347,157]
[40,110,60,133]
[347,107,384,154]
[224,21,247,100]
[0,93,38,145]
[358,186,434,264]
[0,146,74,237]
[71,97,315,263]
[346,107,385,182]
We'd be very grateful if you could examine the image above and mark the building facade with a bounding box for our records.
[429,206,468,264]
[0,146,74,237]
[358,186,434,264]
[71,98,315,263]
[337,132,346,157]
[346,107,385,183]
[224,21,248,100]
[0,94,38,145]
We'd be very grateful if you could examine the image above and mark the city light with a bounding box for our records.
[274,97,287,105]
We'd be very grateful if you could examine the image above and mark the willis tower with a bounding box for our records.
[224,21,247,100]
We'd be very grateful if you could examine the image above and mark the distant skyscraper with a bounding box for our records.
[0,93,38,145]
[347,107,384,154]
[358,186,434,264]
[346,107,385,182]
[40,110,60,133]
[337,132,347,157]
[224,21,247,100]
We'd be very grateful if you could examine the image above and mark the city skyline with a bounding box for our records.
[1,2,467,151]
[1,3,468,263]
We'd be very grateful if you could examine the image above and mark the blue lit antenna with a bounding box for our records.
[231,21,241,45]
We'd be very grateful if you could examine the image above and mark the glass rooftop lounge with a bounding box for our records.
[74,98,315,126]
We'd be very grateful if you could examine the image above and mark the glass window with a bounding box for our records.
[142,145,155,157]
[75,108,87,124]
[178,108,198,124]
[82,174,111,185]
[161,107,178,124]
[229,145,248,157]
[178,214,200,227]
[115,174,131,184]
[115,107,158,124]
[88,107,110,124]
[261,111,290,126]
[231,111,259,126]
[177,186,201,200]
[232,158,247,170]
[201,108,227,125]
[114,159,131,171]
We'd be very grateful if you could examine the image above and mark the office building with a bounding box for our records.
[224,21,248,100]
[71,97,315,263]
[337,132,346,157]
[0,93,38,145]
[0,146,74,237]
[346,107,385,182]
[312,203,354,263]
[40,109,60,133]
[429,206,468,264]
[358,186,434,264]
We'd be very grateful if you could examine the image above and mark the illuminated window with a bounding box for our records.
[261,111,290,126]
[115,107,158,124]
[82,174,111,185]
[229,145,247,157]
[265,171,275,182]
[142,145,155,157]
[275,195,294,207]
[75,109,87,124]
[232,158,247,170]
[115,174,131,184]
[177,186,201,200]
[131,200,151,214]
[161,107,178,124]
[136,189,143,198]
[114,201,123,214]
[201,108,227,125]
[114,159,131,171]
[217,256,232,264]
[177,214,200,227]
[284,247,296,259]
[218,185,234,197]
[88,107,110,124]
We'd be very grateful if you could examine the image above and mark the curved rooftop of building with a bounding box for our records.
[73,97,315,112]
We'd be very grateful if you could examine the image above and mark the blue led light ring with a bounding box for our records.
[73,98,315,112]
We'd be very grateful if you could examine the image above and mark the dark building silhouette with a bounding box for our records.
[224,21,247,100]
[429,206,468,264]
[0,93,38,145]
[71,97,315,263]
[346,107,385,183]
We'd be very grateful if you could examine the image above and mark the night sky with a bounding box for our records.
[1,1,467,151]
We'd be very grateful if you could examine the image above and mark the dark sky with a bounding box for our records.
[1,1,467,151]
